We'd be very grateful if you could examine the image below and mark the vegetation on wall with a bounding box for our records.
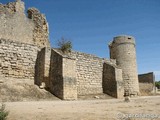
[57,37,72,53]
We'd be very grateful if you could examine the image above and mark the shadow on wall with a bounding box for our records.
[102,62,124,99]
[35,50,44,86]
[34,48,50,90]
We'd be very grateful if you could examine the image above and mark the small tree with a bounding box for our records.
[0,103,9,120]
[57,37,72,53]
[155,81,160,89]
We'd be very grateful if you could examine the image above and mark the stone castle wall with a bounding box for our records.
[34,48,45,86]
[34,48,124,100]
[49,49,77,100]
[138,72,155,95]
[0,39,39,79]
[0,1,34,45]
[35,47,51,87]
[72,52,104,95]
[0,0,50,82]
[103,62,124,98]
[1,0,148,100]
[0,0,50,49]
[49,49,63,99]
[27,8,50,48]
[109,36,139,96]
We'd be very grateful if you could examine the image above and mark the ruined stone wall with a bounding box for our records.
[0,0,34,44]
[43,48,51,88]
[35,47,51,87]
[0,39,39,79]
[34,49,45,86]
[62,56,77,100]
[27,8,50,48]
[103,62,124,98]
[48,49,123,98]
[49,49,77,100]
[49,49,63,98]
[71,52,119,96]
[138,72,155,95]
[109,35,139,96]
[0,0,50,49]
[71,52,103,95]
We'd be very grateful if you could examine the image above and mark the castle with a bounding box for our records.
[0,0,155,100]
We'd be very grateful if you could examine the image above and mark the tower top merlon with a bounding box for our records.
[15,0,25,14]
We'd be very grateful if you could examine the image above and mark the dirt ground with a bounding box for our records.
[4,96,160,120]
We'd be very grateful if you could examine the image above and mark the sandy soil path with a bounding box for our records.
[4,96,160,120]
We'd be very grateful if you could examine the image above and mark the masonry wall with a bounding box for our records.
[0,39,39,79]
[71,52,103,95]
[138,72,155,95]
[35,47,51,87]
[109,35,139,96]
[43,48,51,88]
[35,48,45,86]
[0,0,50,49]
[103,62,124,98]
[27,8,50,48]
[49,49,77,100]
[0,1,34,45]
[49,50,63,98]
[63,57,77,100]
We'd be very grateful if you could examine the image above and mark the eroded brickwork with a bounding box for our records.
[71,51,122,96]
[48,49,122,99]
[49,50,63,99]
[0,0,50,48]
[0,0,34,44]
[49,49,77,100]
[72,52,104,95]
[0,39,39,79]
[27,8,50,48]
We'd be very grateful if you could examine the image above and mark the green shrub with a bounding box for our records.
[57,37,72,53]
[0,104,9,120]
[155,81,160,89]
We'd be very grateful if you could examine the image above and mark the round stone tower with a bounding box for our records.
[109,35,139,96]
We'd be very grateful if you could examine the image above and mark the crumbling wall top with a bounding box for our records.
[0,0,24,15]
[27,7,50,48]
[0,0,50,48]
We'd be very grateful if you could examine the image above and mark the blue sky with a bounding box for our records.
[1,0,160,80]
